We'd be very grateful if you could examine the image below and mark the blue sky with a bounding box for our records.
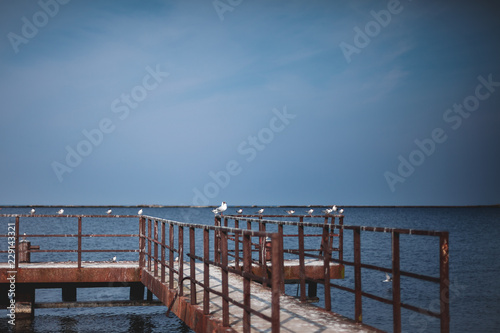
[1,0,499,206]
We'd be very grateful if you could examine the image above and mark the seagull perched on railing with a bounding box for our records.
[383,273,392,282]
[107,209,112,215]
[332,205,338,212]
[256,208,264,215]
[212,202,227,215]
[138,209,143,215]
[285,210,295,215]
[237,208,243,214]
[30,208,35,215]
[57,209,64,215]
[112,256,117,262]
[322,207,333,215]
[306,209,314,216]
[339,208,344,214]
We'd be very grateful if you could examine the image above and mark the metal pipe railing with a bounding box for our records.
[1,214,140,268]
[140,215,283,332]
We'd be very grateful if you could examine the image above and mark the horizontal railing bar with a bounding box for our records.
[25,249,139,253]
[401,301,440,318]
[0,214,138,218]
[0,234,139,238]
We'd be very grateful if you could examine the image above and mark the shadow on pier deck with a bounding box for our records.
[0,214,449,332]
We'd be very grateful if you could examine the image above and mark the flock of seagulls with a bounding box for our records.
[24,208,146,215]
[210,202,345,216]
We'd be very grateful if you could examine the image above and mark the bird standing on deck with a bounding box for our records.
[138,209,143,215]
[107,209,112,215]
[57,209,64,215]
[212,202,227,215]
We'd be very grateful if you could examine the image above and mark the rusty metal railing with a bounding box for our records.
[219,215,343,305]
[139,215,283,332]
[0,214,140,269]
[220,215,450,333]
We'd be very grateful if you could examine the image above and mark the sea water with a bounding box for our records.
[0,206,499,332]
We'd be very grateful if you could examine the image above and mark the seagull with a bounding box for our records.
[138,209,143,215]
[57,209,64,215]
[322,208,333,215]
[112,256,117,262]
[256,208,264,215]
[332,205,338,212]
[22,232,27,241]
[285,210,295,215]
[30,208,35,215]
[174,256,179,263]
[236,208,243,214]
[383,273,392,282]
[107,209,112,215]
[306,209,314,216]
[339,208,344,214]
[212,202,227,215]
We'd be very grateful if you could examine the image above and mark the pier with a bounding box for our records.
[1,213,449,332]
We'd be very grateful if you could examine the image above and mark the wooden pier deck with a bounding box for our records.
[1,261,379,332]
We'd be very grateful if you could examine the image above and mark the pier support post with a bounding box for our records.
[16,284,35,320]
[62,286,77,302]
[130,282,145,301]
[308,282,317,299]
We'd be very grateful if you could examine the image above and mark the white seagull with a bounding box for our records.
[57,209,64,215]
[383,273,392,282]
[339,208,344,214]
[285,210,295,215]
[256,208,264,215]
[322,208,333,215]
[212,202,227,215]
[138,209,143,215]
[107,209,112,215]
[306,209,314,216]
[30,208,35,215]
[112,256,117,262]
[237,208,243,214]
[332,205,338,212]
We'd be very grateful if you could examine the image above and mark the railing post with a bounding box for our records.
[190,226,196,305]
[339,215,344,263]
[243,232,251,332]
[271,233,281,332]
[221,228,229,327]
[139,217,145,268]
[440,233,450,333]
[323,224,331,311]
[354,227,362,323]
[278,223,285,292]
[147,218,152,271]
[392,231,401,332]
[169,223,174,290]
[161,221,166,283]
[154,220,158,277]
[203,227,210,315]
[178,225,184,296]
[298,221,306,302]
[214,216,221,264]
[234,219,240,271]
[78,217,82,268]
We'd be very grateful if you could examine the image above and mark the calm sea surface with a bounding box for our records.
[1,206,499,332]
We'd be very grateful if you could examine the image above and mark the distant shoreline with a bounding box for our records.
[1,204,499,208]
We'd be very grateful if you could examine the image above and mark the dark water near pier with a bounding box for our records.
[1,206,499,332]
